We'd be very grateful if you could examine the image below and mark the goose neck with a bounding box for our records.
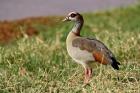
[72,20,83,36]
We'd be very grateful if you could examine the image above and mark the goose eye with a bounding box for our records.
[70,13,76,17]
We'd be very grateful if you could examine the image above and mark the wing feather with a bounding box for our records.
[72,37,114,64]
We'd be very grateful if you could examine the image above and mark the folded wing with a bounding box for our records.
[72,37,120,69]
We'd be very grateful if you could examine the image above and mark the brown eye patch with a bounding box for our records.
[70,13,76,17]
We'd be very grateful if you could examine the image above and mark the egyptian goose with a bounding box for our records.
[63,12,120,84]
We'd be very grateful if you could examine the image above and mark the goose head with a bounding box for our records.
[63,12,83,22]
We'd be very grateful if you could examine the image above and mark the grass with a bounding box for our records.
[0,4,140,93]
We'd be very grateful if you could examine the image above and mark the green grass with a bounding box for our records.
[0,5,140,93]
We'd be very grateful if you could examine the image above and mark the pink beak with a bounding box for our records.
[62,17,70,22]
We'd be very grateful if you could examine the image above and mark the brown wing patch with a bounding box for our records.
[72,38,96,52]
[93,51,109,65]
[72,37,113,65]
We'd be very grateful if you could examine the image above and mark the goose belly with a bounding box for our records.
[67,45,95,65]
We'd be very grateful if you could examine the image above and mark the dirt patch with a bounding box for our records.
[0,16,60,44]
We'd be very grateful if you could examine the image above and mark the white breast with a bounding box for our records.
[67,45,95,61]
[66,32,95,67]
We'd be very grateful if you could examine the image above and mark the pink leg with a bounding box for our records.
[88,68,92,78]
[84,68,92,84]
[84,68,88,84]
